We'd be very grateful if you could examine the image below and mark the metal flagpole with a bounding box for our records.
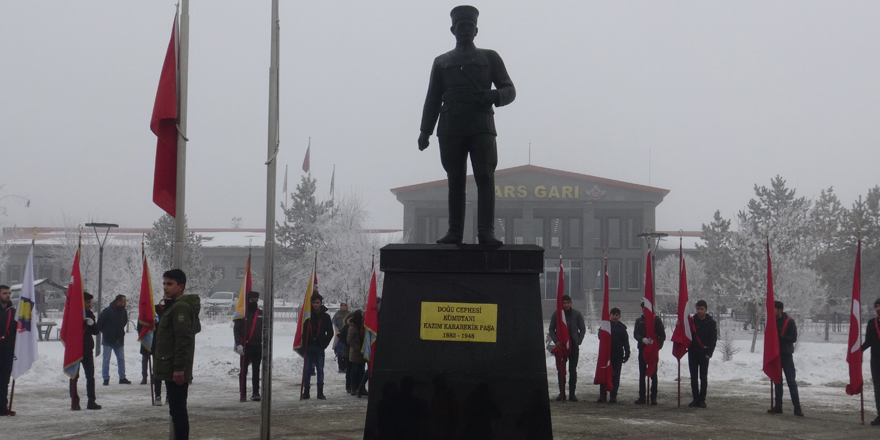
[260,0,280,437]
[677,235,681,408]
[172,0,189,271]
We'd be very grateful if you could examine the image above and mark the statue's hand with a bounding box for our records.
[479,90,498,107]
[418,132,430,151]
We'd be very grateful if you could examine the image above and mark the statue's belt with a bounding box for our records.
[442,90,484,103]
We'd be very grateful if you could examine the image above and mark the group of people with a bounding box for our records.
[548,294,880,426]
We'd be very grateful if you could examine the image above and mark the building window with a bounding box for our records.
[541,259,582,300]
[569,218,581,248]
[495,218,507,244]
[236,267,245,278]
[608,260,621,290]
[593,220,602,248]
[549,218,562,248]
[7,265,21,284]
[585,259,603,291]
[626,259,640,290]
[534,218,545,247]
[513,217,524,244]
[628,218,642,248]
[608,218,621,248]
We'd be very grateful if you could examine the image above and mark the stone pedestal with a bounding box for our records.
[363,244,552,440]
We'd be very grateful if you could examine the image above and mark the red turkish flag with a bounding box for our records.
[845,239,863,395]
[642,251,659,377]
[671,243,692,360]
[550,257,571,374]
[60,249,85,378]
[151,14,179,217]
[593,261,613,390]
[763,242,782,384]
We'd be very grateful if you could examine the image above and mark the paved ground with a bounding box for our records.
[7,373,878,440]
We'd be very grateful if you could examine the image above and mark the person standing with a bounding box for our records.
[548,295,586,402]
[768,301,803,416]
[99,294,131,385]
[332,302,350,374]
[417,5,516,244]
[347,310,368,398]
[598,307,630,404]
[155,269,200,439]
[234,291,263,402]
[861,298,880,426]
[0,285,16,416]
[634,303,666,405]
[70,292,101,410]
[301,293,333,400]
[688,300,717,408]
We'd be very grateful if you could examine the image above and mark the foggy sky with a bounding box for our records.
[2,1,879,233]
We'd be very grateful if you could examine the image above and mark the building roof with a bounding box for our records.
[390,164,670,196]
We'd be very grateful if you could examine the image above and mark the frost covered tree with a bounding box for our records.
[145,214,220,298]
[654,254,710,314]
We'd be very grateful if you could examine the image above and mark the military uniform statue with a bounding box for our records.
[418,5,516,245]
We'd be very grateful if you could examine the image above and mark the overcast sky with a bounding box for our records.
[2,1,878,233]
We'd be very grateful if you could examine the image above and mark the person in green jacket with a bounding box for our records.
[154,269,201,439]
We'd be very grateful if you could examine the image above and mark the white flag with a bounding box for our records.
[12,245,39,379]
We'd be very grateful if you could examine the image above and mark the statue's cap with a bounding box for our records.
[450,5,479,26]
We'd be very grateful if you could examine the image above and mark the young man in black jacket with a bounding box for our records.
[70,292,101,410]
[769,301,803,416]
[234,291,263,402]
[598,307,630,403]
[548,295,586,401]
[302,293,333,400]
[633,303,666,405]
[861,297,880,426]
[688,300,717,408]
[0,285,16,416]
[99,294,131,385]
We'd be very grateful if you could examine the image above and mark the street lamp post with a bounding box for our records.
[85,222,118,356]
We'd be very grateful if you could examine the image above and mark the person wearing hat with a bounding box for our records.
[418,5,516,245]
[861,298,880,426]
[234,291,264,402]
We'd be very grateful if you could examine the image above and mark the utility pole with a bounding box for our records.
[85,222,118,356]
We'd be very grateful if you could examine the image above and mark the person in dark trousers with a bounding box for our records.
[768,301,803,416]
[598,307,630,404]
[70,292,101,410]
[332,302,350,374]
[0,285,17,416]
[347,310,368,398]
[302,293,333,400]
[339,313,354,394]
[861,297,880,426]
[417,5,516,245]
[634,303,666,405]
[234,291,263,402]
[548,295,586,402]
[99,294,130,385]
[688,300,717,408]
[154,269,200,439]
[137,301,167,405]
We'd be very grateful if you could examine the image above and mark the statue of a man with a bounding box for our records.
[418,5,516,245]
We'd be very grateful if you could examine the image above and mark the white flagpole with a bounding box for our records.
[172,0,190,270]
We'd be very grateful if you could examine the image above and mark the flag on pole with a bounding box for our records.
[593,260,613,391]
[363,263,378,369]
[845,238,863,395]
[329,165,335,197]
[550,257,571,374]
[302,139,310,173]
[137,255,158,352]
[763,241,782,384]
[671,243,692,360]
[642,251,659,377]
[60,249,86,378]
[232,253,252,321]
[293,256,317,355]
[12,245,39,379]
[151,12,179,217]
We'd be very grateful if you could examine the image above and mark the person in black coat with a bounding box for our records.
[0,285,17,416]
[98,294,130,385]
[861,297,880,426]
[70,292,101,410]
[598,307,630,404]
[301,293,333,400]
[234,291,264,402]
[633,303,666,405]
[548,295,586,401]
[769,301,803,416]
[688,300,717,408]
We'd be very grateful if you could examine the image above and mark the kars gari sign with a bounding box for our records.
[420,302,498,342]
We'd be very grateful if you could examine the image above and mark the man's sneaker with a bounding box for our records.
[767,406,782,414]
[251,394,261,402]
[698,401,707,409]
[650,397,658,405]
[86,402,102,410]
[103,379,109,386]
[317,392,326,400]
[793,407,804,417]
[870,416,880,426]
[688,400,698,407]
[153,396,163,406]
[119,378,132,385]
[300,391,310,400]
[633,398,646,405]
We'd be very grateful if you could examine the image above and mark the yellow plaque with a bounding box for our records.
[420,302,498,343]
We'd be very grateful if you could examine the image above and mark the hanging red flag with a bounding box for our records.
[363,263,379,371]
[593,260,613,391]
[137,254,157,352]
[550,257,571,374]
[302,141,311,173]
[671,243,692,360]
[845,238,863,395]
[763,241,782,384]
[60,249,85,378]
[151,13,179,217]
[642,251,659,377]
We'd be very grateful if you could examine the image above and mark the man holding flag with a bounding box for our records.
[597,308,630,404]
[301,293,333,400]
[634,301,666,405]
[0,285,16,416]
[548,295,586,402]
[688,300,717,408]
[233,291,263,402]
[861,298,880,426]
[69,292,102,410]
[770,301,803,417]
